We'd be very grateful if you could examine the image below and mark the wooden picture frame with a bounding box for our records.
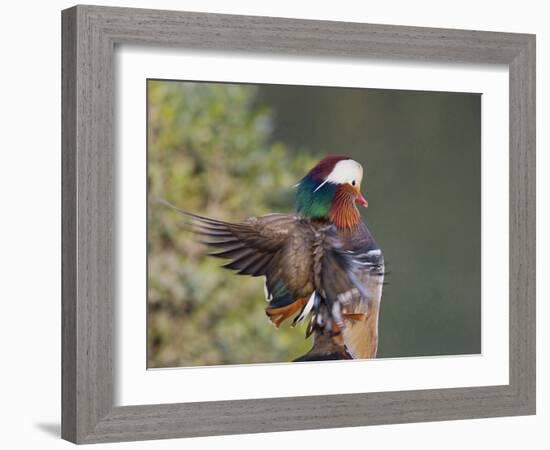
[61,4,536,444]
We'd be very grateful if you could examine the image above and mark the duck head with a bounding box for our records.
[295,155,368,228]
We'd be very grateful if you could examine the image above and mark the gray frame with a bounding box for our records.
[62,4,536,444]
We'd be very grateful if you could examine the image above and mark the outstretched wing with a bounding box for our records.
[182,211,318,326]
[190,212,294,275]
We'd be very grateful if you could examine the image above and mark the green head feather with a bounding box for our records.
[295,176,337,219]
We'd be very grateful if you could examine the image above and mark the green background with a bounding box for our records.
[147,79,481,368]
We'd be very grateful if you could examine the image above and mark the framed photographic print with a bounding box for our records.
[61,5,536,444]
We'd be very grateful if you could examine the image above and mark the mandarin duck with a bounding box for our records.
[172,156,384,361]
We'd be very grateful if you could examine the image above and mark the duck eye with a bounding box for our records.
[351,180,356,186]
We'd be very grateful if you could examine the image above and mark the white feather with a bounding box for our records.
[313,179,329,192]
[263,278,272,302]
[294,291,317,324]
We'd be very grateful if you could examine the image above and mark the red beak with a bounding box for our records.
[355,192,368,208]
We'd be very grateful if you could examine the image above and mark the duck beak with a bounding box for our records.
[355,191,368,208]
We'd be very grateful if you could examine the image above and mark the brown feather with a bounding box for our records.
[265,298,307,328]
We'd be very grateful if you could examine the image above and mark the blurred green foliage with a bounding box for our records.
[147,80,315,367]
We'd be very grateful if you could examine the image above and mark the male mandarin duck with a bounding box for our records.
[175,155,385,361]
